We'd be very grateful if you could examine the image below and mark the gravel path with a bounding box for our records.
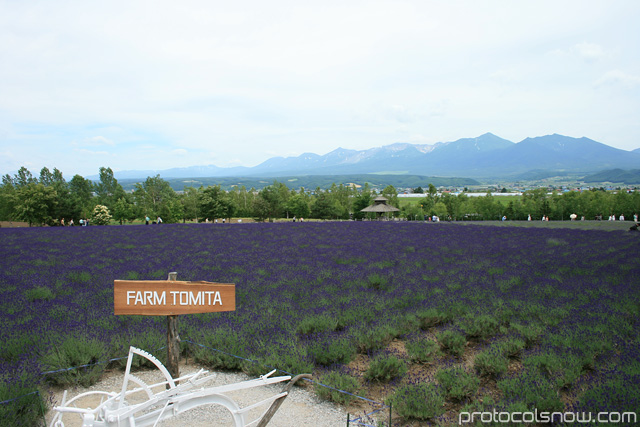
[45,363,349,426]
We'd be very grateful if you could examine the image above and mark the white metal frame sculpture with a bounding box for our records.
[50,346,309,427]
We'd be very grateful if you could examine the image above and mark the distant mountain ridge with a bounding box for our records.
[102,133,640,180]
[582,169,640,184]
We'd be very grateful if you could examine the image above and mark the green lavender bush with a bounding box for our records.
[436,366,480,401]
[437,329,466,357]
[405,338,441,363]
[386,383,445,421]
[315,371,360,405]
[40,336,107,387]
[365,355,407,382]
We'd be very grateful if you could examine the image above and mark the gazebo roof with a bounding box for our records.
[360,195,400,213]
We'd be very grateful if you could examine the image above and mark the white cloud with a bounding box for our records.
[595,70,640,88]
[1,0,640,177]
[547,42,606,62]
[74,136,114,147]
[574,42,605,61]
[75,149,112,156]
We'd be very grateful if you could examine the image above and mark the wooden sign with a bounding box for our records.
[114,280,235,316]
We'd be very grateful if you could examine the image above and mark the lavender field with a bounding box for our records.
[1,222,639,425]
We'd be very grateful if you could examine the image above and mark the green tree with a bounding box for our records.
[39,167,55,186]
[352,187,373,220]
[133,175,176,221]
[419,183,439,215]
[14,183,58,226]
[433,201,448,219]
[402,203,424,221]
[165,198,184,224]
[47,167,74,223]
[522,188,549,220]
[198,185,235,221]
[14,166,37,187]
[0,174,16,220]
[252,196,270,222]
[474,192,501,220]
[259,181,289,219]
[311,190,341,219]
[613,190,633,219]
[381,185,399,210]
[94,167,126,210]
[228,185,257,218]
[68,174,95,219]
[441,192,465,220]
[112,197,137,225]
[581,189,612,219]
[286,191,311,219]
[328,183,352,219]
[551,191,576,221]
[180,187,200,222]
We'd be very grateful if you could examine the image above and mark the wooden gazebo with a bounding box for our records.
[360,196,400,219]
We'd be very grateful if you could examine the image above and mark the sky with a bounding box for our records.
[1,0,639,178]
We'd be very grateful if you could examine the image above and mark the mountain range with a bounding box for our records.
[106,133,640,181]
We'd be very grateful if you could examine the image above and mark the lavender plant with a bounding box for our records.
[0,221,638,423]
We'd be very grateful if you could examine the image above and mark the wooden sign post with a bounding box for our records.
[114,272,235,380]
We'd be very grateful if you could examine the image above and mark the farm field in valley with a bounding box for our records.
[1,221,639,425]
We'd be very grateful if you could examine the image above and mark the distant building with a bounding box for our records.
[360,196,400,219]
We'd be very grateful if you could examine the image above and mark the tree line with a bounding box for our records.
[1,166,639,226]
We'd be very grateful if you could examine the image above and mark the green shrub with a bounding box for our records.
[353,326,395,353]
[495,337,525,359]
[523,352,562,376]
[443,302,469,319]
[24,286,55,302]
[364,355,407,382]
[524,352,584,389]
[0,334,39,363]
[386,383,445,420]
[511,322,544,348]
[437,329,467,357]
[405,338,441,363]
[239,345,312,378]
[315,371,360,405]
[474,349,508,377]
[66,271,92,283]
[459,314,500,340]
[40,336,107,387]
[262,349,314,377]
[396,313,421,335]
[335,310,359,330]
[296,315,338,335]
[0,369,47,427]
[366,273,389,291]
[497,372,563,413]
[308,337,356,366]
[436,366,480,401]
[91,204,112,225]
[191,330,246,371]
[416,308,448,328]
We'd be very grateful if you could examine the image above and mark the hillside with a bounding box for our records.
[119,174,481,192]
[582,169,640,184]
[99,133,640,181]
